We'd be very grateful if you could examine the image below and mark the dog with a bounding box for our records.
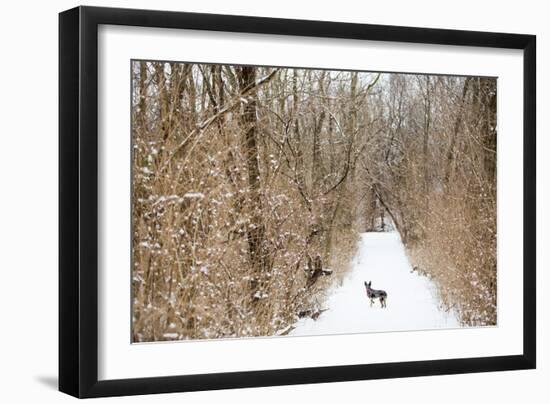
[364,281,387,308]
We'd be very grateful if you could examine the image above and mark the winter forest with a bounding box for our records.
[131,61,497,342]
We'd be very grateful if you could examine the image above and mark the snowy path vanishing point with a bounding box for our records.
[290,231,459,337]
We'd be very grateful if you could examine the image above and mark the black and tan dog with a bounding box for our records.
[364,281,387,308]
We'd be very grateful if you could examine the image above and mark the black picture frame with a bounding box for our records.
[59,5,536,398]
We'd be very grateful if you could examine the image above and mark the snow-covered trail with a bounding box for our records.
[290,232,459,336]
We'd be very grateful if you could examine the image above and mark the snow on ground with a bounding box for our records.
[290,231,459,336]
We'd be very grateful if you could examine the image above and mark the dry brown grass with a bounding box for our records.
[131,123,360,340]
[406,186,497,326]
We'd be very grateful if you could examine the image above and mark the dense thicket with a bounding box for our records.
[131,62,496,341]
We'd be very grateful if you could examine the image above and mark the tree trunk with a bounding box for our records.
[312,72,326,188]
[292,70,306,191]
[137,61,147,130]
[444,77,471,185]
[238,66,269,292]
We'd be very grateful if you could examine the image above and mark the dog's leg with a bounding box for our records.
[370,298,374,307]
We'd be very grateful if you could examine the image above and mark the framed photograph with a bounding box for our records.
[59,6,536,398]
